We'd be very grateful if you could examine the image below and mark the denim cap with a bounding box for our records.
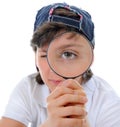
[34,3,95,48]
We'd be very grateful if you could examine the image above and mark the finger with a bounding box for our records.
[61,79,87,96]
[62,79,83,90]
[57,118,87,127]
[47,94,87,110]
[73,89,87,96]
[55,94,88,106]
[47,86,74,102]
[58,106,87,118]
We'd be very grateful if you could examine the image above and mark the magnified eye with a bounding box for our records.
[61,51,77,60]
[46,31,93,79]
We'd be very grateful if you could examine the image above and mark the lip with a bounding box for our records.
[49,79,63,85]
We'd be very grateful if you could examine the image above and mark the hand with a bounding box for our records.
[42,79,88,127]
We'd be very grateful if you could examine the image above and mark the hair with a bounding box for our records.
[31,7,93,85]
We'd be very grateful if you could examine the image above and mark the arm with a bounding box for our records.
[1,79,32,127]
[0,117,26,127]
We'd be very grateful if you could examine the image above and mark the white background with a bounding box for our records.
[0,0,120,117]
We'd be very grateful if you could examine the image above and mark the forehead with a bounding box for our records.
[50,32,89,47]
[50,32,91,52]
[39,31,76,46]
[39,31,90,51]
[37,45,48,52]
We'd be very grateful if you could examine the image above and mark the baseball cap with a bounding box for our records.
[34,2,95,48]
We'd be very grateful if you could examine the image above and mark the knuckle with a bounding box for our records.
[58,87,64,93]
[74,119,85,127]
[71,106,87,117]
[64,79,74,86]
[68,79,74,85]
[81,108,87,116]
[64,94,70,100]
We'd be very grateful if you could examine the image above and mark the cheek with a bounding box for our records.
[37,58,48,73]
[36,57,50,80]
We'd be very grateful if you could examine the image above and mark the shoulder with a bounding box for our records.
[8,73,38,97]
[15,73,50,107]
[18,73,38,87]
[6,73,39,103]
[84,75,117,95]
[13,73,42,92]
[85,75,120,126]
[7,73,49,105]
[84,75,120,110]
[3,73,49,126]
[12,72,49,97]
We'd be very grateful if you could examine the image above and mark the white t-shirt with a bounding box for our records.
[3,73,120,127]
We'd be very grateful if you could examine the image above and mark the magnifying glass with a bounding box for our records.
[47,31,93,79]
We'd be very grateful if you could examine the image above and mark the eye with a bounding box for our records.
[61,51,77,60]
[38,52,47,58]
[40,55,47,58]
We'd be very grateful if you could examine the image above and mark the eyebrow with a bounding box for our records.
[38,47,48,52]
[55,43,83,49]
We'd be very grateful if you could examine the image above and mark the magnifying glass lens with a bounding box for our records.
[47,32,93,79]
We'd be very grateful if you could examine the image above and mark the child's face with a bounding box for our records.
[35,32,92,92]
